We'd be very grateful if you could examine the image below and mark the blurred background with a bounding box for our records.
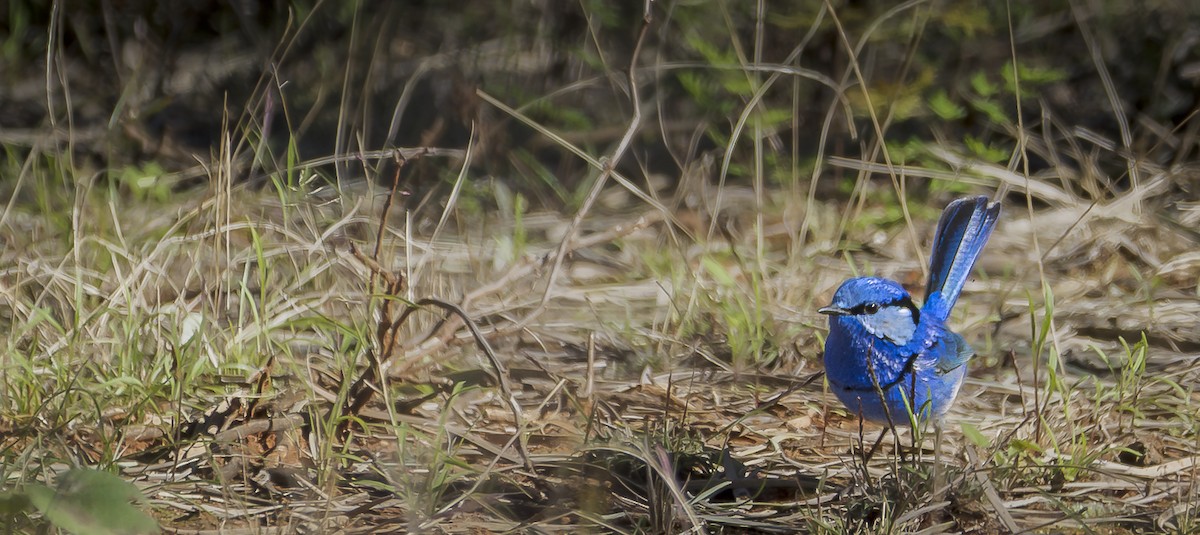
[3,0,1197,205]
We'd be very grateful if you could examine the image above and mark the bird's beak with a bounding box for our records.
[818,305,850,316]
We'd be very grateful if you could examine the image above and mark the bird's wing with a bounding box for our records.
[924,196,1001,322]
[935,331,974,375]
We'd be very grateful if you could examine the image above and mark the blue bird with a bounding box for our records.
[819,196,1001,425]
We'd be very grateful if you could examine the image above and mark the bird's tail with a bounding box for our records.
[923,196,1001,322]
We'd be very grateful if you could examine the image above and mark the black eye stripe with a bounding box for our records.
[901,296,921,325]
[847,303,878,315]
[849,296,921,324]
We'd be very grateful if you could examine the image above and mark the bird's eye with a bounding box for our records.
[863,303,880,314]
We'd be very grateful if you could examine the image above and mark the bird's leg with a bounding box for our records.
[840,417,887,499]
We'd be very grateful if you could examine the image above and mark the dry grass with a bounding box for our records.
[4,1,1200,534]
[3,138,1199,533]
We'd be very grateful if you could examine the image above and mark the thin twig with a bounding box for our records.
[514,4,655,329]
[410,298,535,473]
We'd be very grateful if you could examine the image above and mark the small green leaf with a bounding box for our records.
[928,90,966,120]
[1010,438,1043,454]
[701,256,736,287]
[960,422,991,448]
[968,97,1011,126]
[1002,60,1067,95]
[964,135,1010,163]
[25,469,159,535]
[970,71,997,98]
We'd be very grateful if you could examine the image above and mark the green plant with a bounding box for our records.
[0,468,159,534]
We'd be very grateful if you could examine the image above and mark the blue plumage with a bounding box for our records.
[820,196,1000,424]
[923,197,1003,323]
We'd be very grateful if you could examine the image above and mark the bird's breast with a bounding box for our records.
[824,320,913,390]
